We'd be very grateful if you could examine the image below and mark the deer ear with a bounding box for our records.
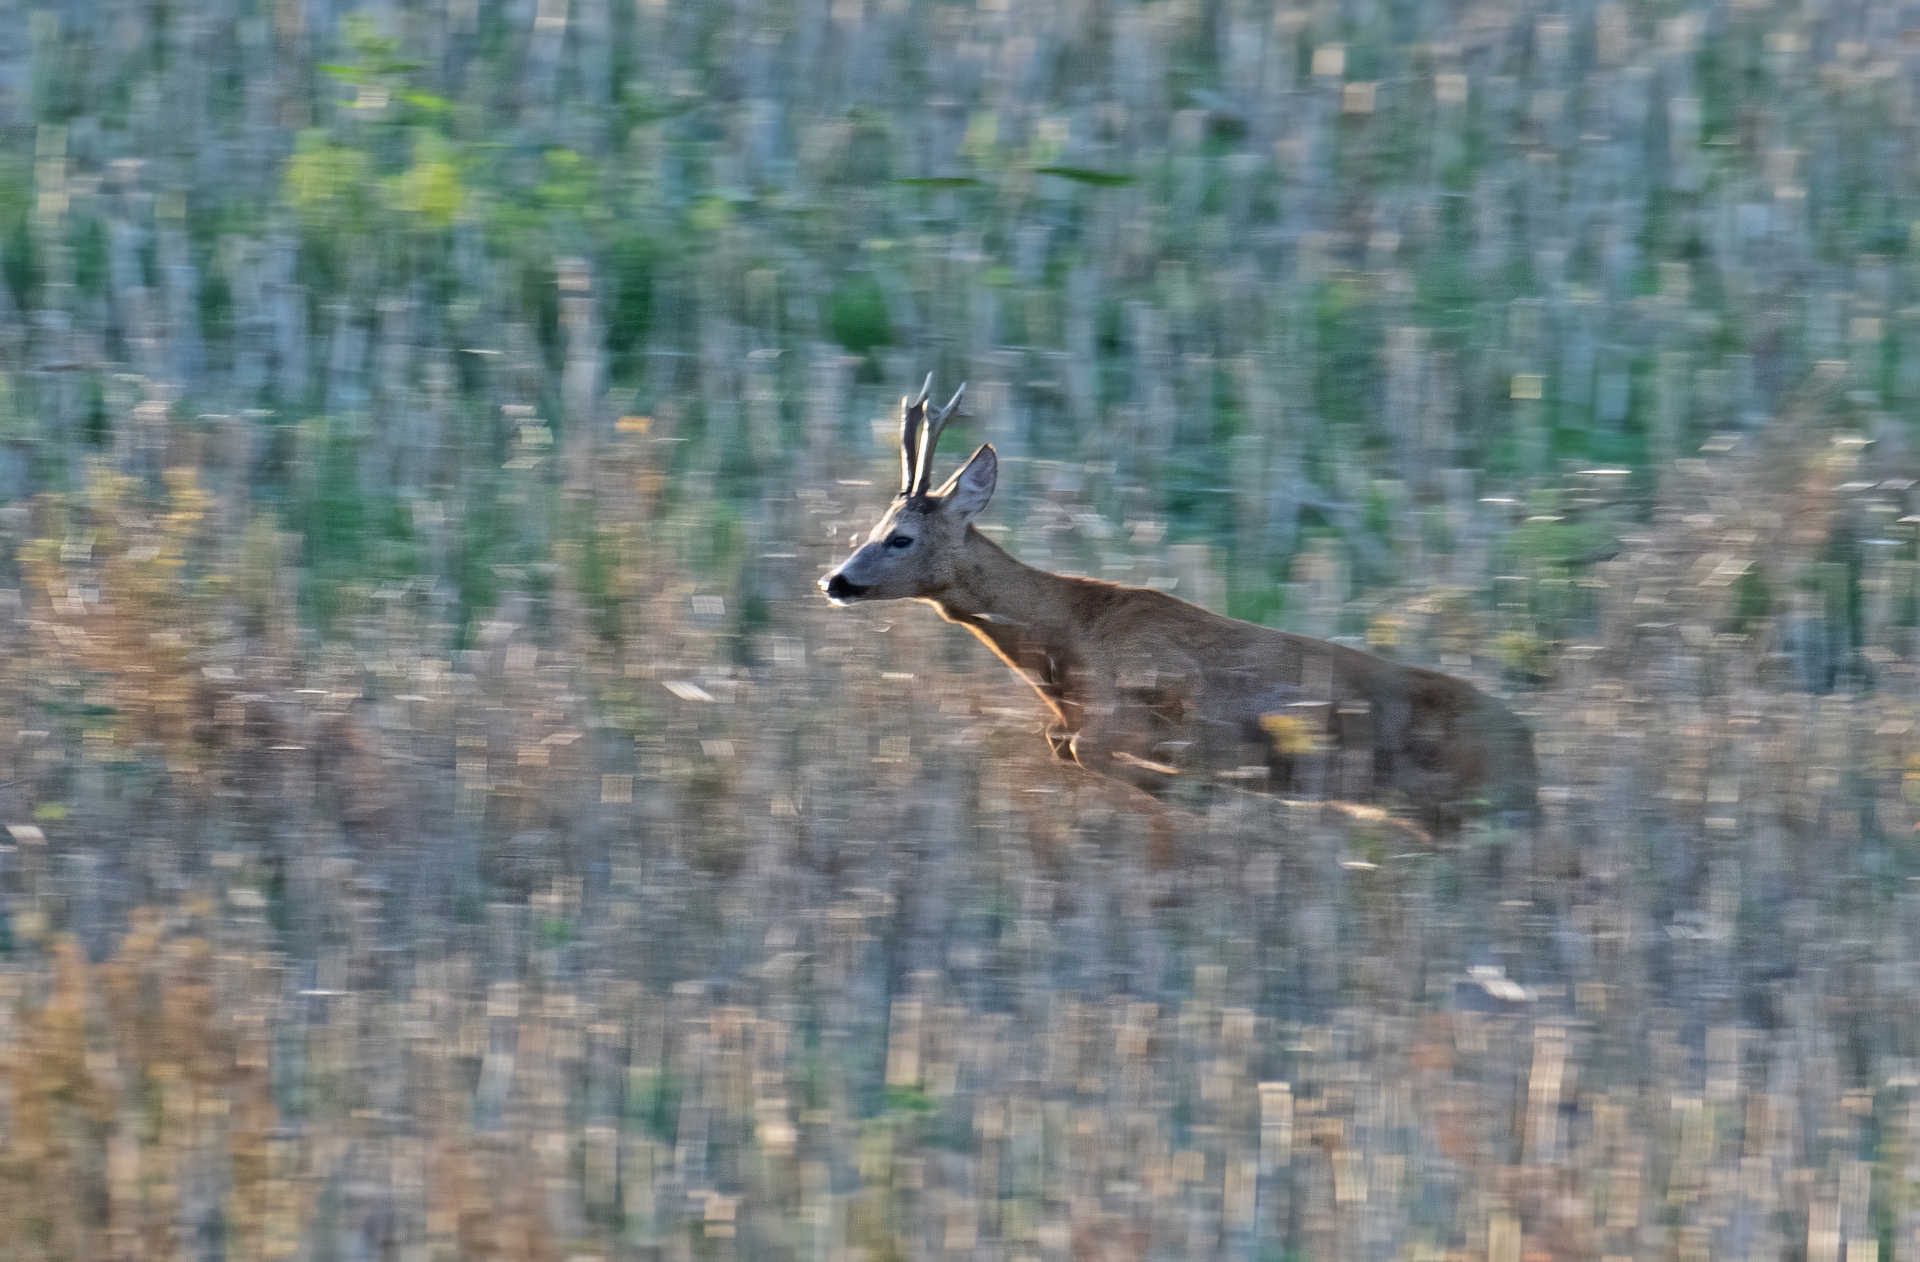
[936,444,997,520]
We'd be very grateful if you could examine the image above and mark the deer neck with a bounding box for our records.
[922,528,1084,706]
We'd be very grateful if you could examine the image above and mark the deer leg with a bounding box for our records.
[1063,737,1184,873]
[1059,677,1199,872]
[1066,676,1197,788]
[1067,718,1180,791]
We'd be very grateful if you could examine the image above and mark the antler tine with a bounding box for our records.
[898,373,932,494]
[912,382,967,495]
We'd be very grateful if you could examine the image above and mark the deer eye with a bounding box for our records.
[885,535,914,549]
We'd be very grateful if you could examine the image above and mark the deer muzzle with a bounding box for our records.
[820,571,871,605]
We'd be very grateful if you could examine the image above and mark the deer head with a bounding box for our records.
[819,376,988,606]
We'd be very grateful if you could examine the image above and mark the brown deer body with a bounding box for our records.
[821,379,1537,836]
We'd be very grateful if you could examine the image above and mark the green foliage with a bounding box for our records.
[566,513,624,645]
[606,232,659,371]
[536,149,600,217]
[1363,484,1392,538]
[1727,565,1773,634]
[628,1069,681,1140]
[290,15,479,277]
[285,131,374,235]
[519,255,563,364]
[1227,581,1287,628]
[1507,508,1607,572]
[296,422,419,629]
[1032,166,1135,187]
[0,154,28,245]
[383,133,465,230]
[828,271,892,358]
[82,378,107,448]
[688,196,733,235]
[1494,629,1554,681]
[72,218,105,298]
[884,1084,935,1114]
[1313,276,1381,432]
[320,15,423,82]
[455,485,506,648]
[198,263,233,346]
[3,217,39,310]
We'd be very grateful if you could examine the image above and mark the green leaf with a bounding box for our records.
[316,63,366,82]
[384,133,464,229]
[536,148,598,212]
[895,176,984,189]
[284,130,374,232]
[399,89,453,116]
[828,272,891,354]
[884,1084,936,1114]
[689,196,734,234]
[1032,165,1136,186]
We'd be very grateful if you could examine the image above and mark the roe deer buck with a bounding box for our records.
[820,377,1537,836]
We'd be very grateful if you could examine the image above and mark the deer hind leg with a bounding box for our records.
[1068,720,1182,789]
[1070,763,1183,874]
[1056,675,1199,873]
[1068,675,1197,785]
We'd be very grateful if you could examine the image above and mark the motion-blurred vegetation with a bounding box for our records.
[0,0,1917,1258]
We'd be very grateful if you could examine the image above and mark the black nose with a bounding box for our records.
[823,573,869,601]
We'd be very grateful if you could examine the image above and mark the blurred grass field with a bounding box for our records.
[0,0,1919,1258]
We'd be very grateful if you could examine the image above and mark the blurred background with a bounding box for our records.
[2,0,1920,1258]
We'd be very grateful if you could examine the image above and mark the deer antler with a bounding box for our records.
[912,381,967,496]
[899,374,932,495]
